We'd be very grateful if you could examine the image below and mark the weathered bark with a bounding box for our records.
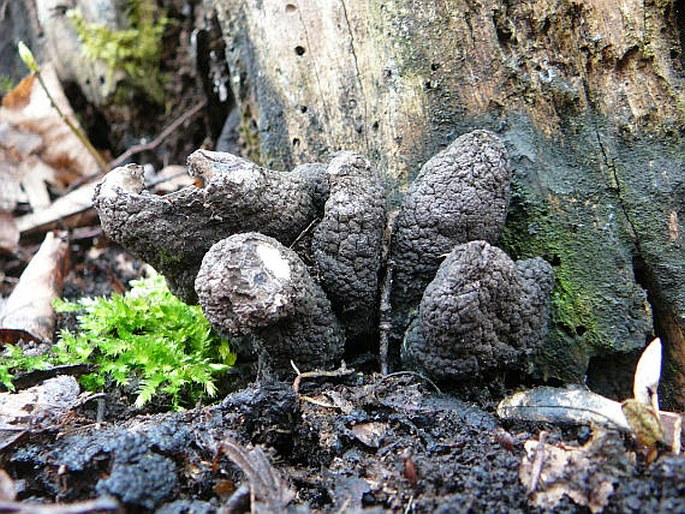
[212,0,685,404]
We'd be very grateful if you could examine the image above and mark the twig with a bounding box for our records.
[67,99,209,192]
[376,370,442,394]
[33,74,110,173]
[378,260,394,376]
[378,210,398,375]
[299,395,339,409]
[288,218,319,249]
[109,98,208,169]
[403,495,415,514]
[528,431,547,493]
[18,42,109,173]
[291,361,355,394]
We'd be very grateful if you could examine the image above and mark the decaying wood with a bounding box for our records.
[15,183,97,235]
[0,231,69,343]
[212,0,685,404]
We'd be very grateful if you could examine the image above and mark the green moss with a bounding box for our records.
[0,273,235,409]
[498,189,602,356]
[67,0,168,104]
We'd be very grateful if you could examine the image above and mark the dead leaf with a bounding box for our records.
[520,428,630,513]
[217,437,294,513]
[0,65,99,179]
[0,122,43,157]
[0,231,70,343]
[0,375,80,430]
[621,399,664,448]
[633,337,661,412]
[496,385,630,430]
[351,422,387,448]
[1,75,35,110]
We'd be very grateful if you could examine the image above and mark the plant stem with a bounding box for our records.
[35,71,109,173]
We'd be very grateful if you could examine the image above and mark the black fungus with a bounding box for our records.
[389,130,511,335]
[93,151,328,303]
[312,151,386,339]
[195,232,345,377]
[402,240,553,380]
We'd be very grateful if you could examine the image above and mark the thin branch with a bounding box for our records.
[109,99,208,169]
[528,431,547,493]
[67,99,208,192]
[291,361,355,394]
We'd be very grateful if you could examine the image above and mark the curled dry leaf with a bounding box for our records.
[0,375,80,436]
[621,399,664,448]
[633,337,662,412]
[217,437,294,513]
[520,428,630,513]
[0,231,70,343]
[496,385,630,430]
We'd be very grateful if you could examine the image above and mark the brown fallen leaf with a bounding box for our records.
[0,231,69,344]
[520,428,630,513]
[217,437,294,514]
[0,375,80,433]
[0,65,99,180]
[1,75,35,110]
[621,399,664,449]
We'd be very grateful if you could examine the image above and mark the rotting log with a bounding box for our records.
[210,0,685,405]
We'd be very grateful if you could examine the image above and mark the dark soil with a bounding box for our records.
[4,338,685,513]
[3,245,685,513]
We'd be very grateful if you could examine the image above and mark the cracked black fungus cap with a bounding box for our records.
[389,130,511,337]
[402,240,553,380]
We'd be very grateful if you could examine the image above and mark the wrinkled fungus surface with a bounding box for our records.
[402,241,554,380]
[312,151,386,339]
[195,232,345,376]
[388,130,511,330]
[94,130,552,381]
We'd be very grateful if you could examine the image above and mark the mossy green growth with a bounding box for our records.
[0,75,15,95]
[498,188,603,375]
[67,0,168,104]
[0,273,235,409]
